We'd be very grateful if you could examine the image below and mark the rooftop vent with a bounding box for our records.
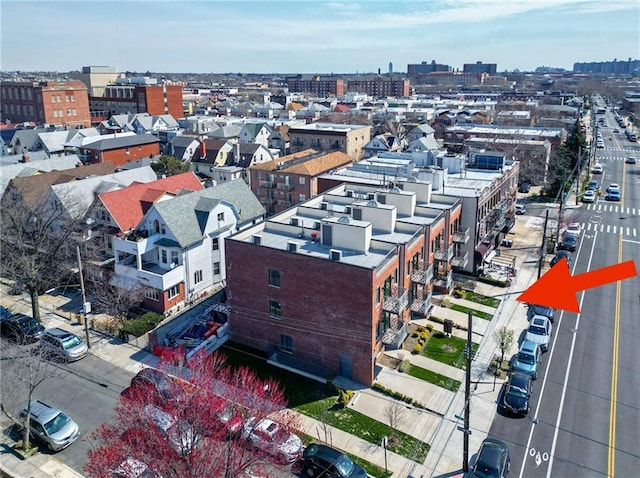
[252,234,262,245]
[287,241,299,252]
[329,249,342,261]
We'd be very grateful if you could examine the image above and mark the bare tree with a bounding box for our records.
[85,277,145,328]
[384,400,407,445]
[0,186,87,322]
[493,326,515,369]
[0,334,59,451]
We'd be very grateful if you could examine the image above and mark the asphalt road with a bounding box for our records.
[488,108,640,477]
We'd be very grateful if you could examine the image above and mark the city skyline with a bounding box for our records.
[1,0,639,74]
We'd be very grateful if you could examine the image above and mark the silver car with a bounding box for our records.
[19,400,80,451]
[40,327,88,362]
[525,316,553,353]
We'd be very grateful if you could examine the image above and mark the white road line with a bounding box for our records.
[623,238,640,245]
[544,232,596,478]
[601,224,605,232]
[626,227,630,236]
[607,225,611,233]
[634,228,638,237]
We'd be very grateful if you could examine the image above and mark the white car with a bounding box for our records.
[592,163,603,174]
[241,417,303,463]
[525,316,553,353]
[564,222,581,237]
[515,204,527,215]
[583,189,596,203]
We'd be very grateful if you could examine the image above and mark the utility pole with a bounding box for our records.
[76,245,91,348]
[539,210,549,279]
[575,147,581,206]
[462,311,473,472]
[556,183,565,245]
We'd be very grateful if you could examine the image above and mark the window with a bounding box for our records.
[281,335,293,353]
[212,237,219,251]
[167,285,180,299]
[213,262,220,275]
[71,95,75,102]
[298,194,306,202]
[194,270,203,283]
[375,287,381,304]
[160,250,168,264]
[171,250,178,265]
[376,320,383,340]
[268,269,281,287]
[269,300,282,318]
[144,289,159,301]
[217,212,225,222]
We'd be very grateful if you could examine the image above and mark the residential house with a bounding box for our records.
[225,182,463,385]
[207,125,242,141]
[362,133,403,158]
[250,149,354,216]
[37,128,100,156]
[288,122,372,160]
[79,133,160,166]
[406,123,437,144]
[238,122,272,147]
[112,180,265,313]
[170,136,200,162]
[443,125,567,155]
[268,125,290,156]
[228,142,274,169]
[0,154,81,199]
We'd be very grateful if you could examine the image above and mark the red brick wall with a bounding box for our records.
[96,143,160,166]
[136,85,183,119]
[226,239,379,385]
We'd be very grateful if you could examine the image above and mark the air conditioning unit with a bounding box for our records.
[252,234,262,245]
[287,241,299,253]
[330,249,342,261]
[345,206,352,215]
[290,218,299,226]
[345,190,354,198]
[367,193,375,200]
[314,221,321,230]
[320,201,328,210]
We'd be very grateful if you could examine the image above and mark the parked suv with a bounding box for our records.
[19,400,79,451]
[527,305,555,323]
[40,328,88,362]
[511,340,542,380]
[302,443,368,477]
[0,313,45,343]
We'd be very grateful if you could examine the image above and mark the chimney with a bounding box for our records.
[21,152,29,163]
[199,138,207,160]
[235,142,240,164]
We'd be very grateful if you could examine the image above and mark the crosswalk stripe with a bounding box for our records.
[627,227,631,236]
[607,225,611,233]
[634,228,638,237]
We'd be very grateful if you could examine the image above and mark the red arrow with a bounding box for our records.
[517,259,637,313]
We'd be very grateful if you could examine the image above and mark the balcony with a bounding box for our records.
[114,260,184,291]
[410,294,432,316]
[259,180,275,188]
[277,183,295,191]
[434,271,453,290]
[451,250,469,269]
[411,263,434,284]
[382,288,409,314]
[381,320,408,350]
[433,245,454,262]
[453,227,470,244]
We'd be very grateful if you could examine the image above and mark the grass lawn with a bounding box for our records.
[449,303,493,320]
[463,291,501,308]
[407,364,461,392]
[422,332,479,368]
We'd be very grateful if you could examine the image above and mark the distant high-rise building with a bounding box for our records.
[463,61,497,75]
[71,66,121,97]
[573,58,640,74]
[389,62,393,74]
[347,77,410,98]
[407,60,451,76]
[286,76,345,96]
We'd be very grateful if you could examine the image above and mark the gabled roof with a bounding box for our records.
[99,171,203,231]
[207,125,242,139]
[81,133,159,151]
[171,136,199,148]
[7,162,116,210]
[273,124,290,141]
[51,166,158,218]
[38,129,99,153]
[334,104,350,113]
[10,129,44,150]
[0,154,80,198]
[230,143,271,168]
[410,123,435,135]
[150,179,265,247]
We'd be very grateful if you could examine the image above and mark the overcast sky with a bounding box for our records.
[1,0,638,74]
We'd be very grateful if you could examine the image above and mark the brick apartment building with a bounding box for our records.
[286,76,345,96]
[225,182,464,385]
[288,123,372,161]
[346,77,410,98]
[0,80,91,128]
[89,83,183,123]
[250,149,354,215]
[79,133,160,166]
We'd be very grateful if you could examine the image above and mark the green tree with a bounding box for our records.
[151,155,190,177]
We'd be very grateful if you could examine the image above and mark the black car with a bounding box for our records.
[301,443,368,478]
[557,234,578,252]
[527,304,555,324]
[518,182,531,193]
[502,372,533,416]
[0,306,13,322]
[0,313,45,343]
[472,438,510,478]
[550,250,571,268]
[120,367,188,405]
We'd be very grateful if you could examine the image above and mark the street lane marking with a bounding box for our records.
[608,234,623,477]
[622,238,640,245]
[544,231,597,478]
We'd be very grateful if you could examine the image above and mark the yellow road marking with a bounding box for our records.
[608,232,623,477]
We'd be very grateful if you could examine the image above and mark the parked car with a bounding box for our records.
[592,163,604,174]
[606,183,620,193]
[527,305,555,324]
[0,313,45,343]
[565,222,582,237]
[18,400,80,451]
[40,327,88,362]
[143,404,197,454]
[301,443,368,478]
[511,340,542,380]
[502,372,533,416]
[587,180,599,191]
[583,189,596,203]
[515,204,527,215]
[558,234,578,252]
[121,367,189,406]
[471,438,510,478]
[111,457,162,478]
[525,316,553,352]
[518,182,531,193]
[241,417,303,463]
[550,250,571,268]
[626,156,637,164]
[0,306,13,322]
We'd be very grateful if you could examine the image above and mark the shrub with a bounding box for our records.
[477,276,510,287]
[420,331,429,340]
[412,331,419,338]
[417,325,426,333]
[399,359,412,374]
[337,389,354,407]
[429,316,444,324]
[412,344,422,354]
[418,338,425,345]
[441,298,451,308]
[425,323,434,332]
[121,312,163,337]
